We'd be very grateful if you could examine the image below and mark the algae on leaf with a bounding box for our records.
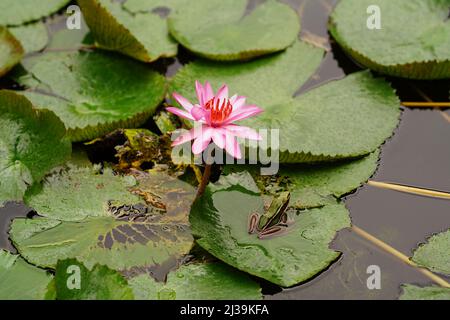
[0,91,71,206]
[0,250,52,300]
[17,50,166,142]
[0,27,24,77]
[129,263,262,300]
[190,172,351,287]
[78,0,177,62]
[0,0,71,26]
[400,284,450,300]
[168,0,300,61]
[411,229,450,275]
[11,166,195,275]
[330,0,450,79]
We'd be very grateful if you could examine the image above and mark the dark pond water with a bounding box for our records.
[0,0,449,300]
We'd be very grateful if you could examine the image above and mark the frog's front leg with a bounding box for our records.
[248,212,260,234]
[257,225,288,239]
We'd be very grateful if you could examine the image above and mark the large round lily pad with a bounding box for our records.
[11,166,196,275]
[330,0,450,79]
[190,172,351,287]
[0,0,71,26]
[168,0,300,61]
[0,90,71,206]
[18,50,166,141]
[129,262,262,300]
[78,0,177,62]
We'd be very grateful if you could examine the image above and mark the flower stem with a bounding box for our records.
[196,163,212,199]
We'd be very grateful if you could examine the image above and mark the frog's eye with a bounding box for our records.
[248,212,259,234]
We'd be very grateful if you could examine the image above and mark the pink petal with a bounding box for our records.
[166,107,195,121]
[230,96,246,110]
[211,129,226,149]
[224,135,242,159]
[171,128,195,146]
[195,81,204,106]
[204,81,214,103]
[224,106,264,124]
[224,125,262,140]
[216,84,229,100]
[172,93,193,112]
[192,126,213,154]
[191,105,205,120]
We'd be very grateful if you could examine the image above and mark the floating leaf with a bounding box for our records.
[190,172,351,287]
[11,166,196,274]
[400,284,450,300]
[10,22,48,54]
[17,50,166,141]
[411,229,450,275]
[171,46,400,162]
[329,0,450,79]
[0,90,71,206]
[123,0,179,13]
[129,263,262,300]
[0,250,52,300]
[0,0,71,26]
[168,0,300,61]
[224,151,379,209]
[78,0,177,62]
[0,27,23,77]
[48,259,134,300]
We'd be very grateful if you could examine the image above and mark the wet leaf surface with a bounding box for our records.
[190,172,351,287]
[330,0,450,79]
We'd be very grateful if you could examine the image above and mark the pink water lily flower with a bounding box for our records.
[167,81,263,159]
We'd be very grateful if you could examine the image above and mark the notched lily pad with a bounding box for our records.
[0,0,71,26]
[129,262,262,300]
[11,165,196,277]
[0,26,24,77]
[0,250,52,300]
[330,0,450,79]
[0,90,71,206]
[400,284,450,300]
[411,229,450,275]
[78,0,177,62]
[47,259,134,300]
[190,172,351,287]
[17,50,166,141]
[168,0,300,61]
[224,151,380,209]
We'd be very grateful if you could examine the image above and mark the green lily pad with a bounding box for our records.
[0,90,71,206]
[10,22,48,54]
[0,27,24,77]
[224,150,380,209]
[78,0,177,62]
[17,50,166,142]
[47,259,134,300]
[168,0,300,61]
[329,0,450,79]
[171,44,400,163]
[0,0,71,26]
[411,229,450,275]
[400,284,450,300]
[129,262,262,300]
[190,172,351,287]
[11,166,196,274]
[0,250,52,300]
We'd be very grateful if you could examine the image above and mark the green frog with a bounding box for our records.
[248,191,294,239]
